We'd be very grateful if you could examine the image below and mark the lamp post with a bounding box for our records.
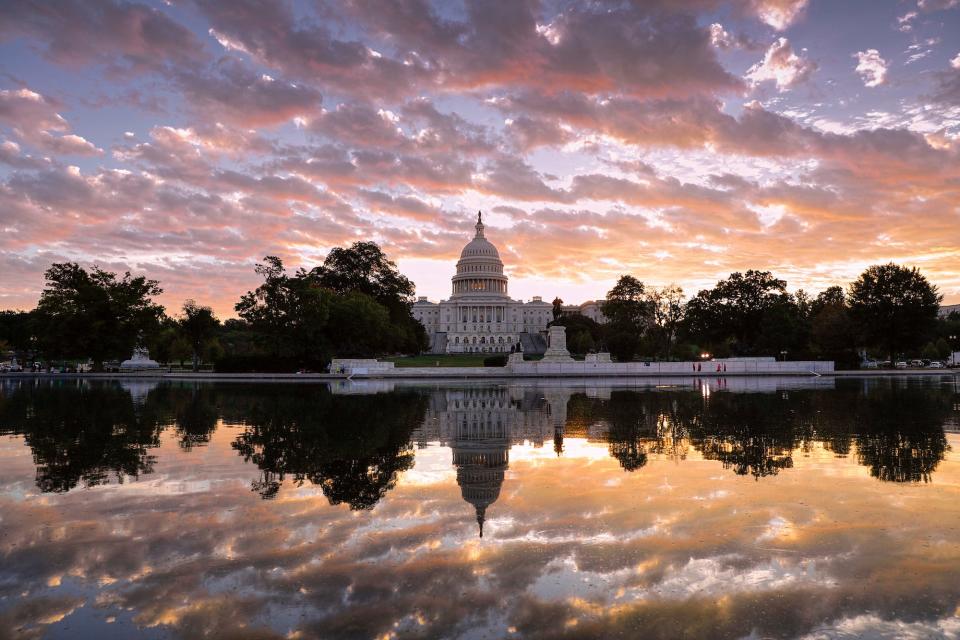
[780,350,788,362]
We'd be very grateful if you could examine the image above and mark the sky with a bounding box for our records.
[0,0,959,316]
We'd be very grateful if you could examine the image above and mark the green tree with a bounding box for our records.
[313,241,415,304]
[848,263,942,360]
[934,337,951,359]
[170,336,192,367]
[607,330,639,362]
[34,263,164,370]
[312,241,425,354]
[602,276,652,330]
[809,301,857,366]
[149,323,179,365]
[647,284,685,358]
[328,292,391,356]
[811,286,846,315]
[550,313,602,355]
[179,300,220,371]
[921,342,940,360]
[683,270,789,355]
[235,256,331,359]
[0,310,34,359]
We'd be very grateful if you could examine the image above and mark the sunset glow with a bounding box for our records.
[1,0,958,315]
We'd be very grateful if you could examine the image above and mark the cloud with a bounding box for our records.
[0,87,102,156]
[854,49,889,87]
[200,0,743,101]
[34,132,103,156]
[747,0,810,30]
[0,140,48,169]
[0,88,67,135]
[917,0,960,10]
[746,38,817,91]
[173,58,322,128]
[0,0,206,72]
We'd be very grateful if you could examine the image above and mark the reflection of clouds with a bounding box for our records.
[798,614,960,640]
[0,384,959,639]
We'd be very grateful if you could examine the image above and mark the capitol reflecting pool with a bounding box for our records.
[2,378,960,639]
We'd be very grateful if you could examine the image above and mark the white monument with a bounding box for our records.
[541,325,574,362]
[120,346,160,371]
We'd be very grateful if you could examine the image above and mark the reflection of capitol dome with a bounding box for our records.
[450,388,512,538]
[454,445,507,538]
[410,387,561,537]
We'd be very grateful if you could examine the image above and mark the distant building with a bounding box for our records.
[561,300,607,324]
[939,303,960,318]
[412,212,605,354]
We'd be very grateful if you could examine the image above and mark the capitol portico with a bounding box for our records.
[412,212,605,354]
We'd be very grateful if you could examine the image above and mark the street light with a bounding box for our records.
[780,350,788,362]
[700,352,711,360]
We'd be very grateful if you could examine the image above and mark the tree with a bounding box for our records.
[809,302,857,366]
[552,297,564,321]
[235,257,331,359]
[179,300,220,371]
[602,276,651,331]
[328,292,391,356]
[0,310,35,362]
[812,286,846,315]
[848,263,942,360]
[550,313,601,355]
[647,285,685,358]
[607,330,639,362]
[683,270,789,355]
[312,242,425,354]
[313,241,414,310]
[34,263,164,370]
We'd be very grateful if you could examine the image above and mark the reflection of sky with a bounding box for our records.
[2,408,960,638]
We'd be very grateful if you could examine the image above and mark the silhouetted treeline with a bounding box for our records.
[552,263,952,364]
[0,241,427,371]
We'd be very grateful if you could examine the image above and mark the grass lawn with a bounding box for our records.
[384,354,493,367]
[383,354,547,367]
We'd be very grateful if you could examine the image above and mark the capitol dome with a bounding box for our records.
[451,212,508,298]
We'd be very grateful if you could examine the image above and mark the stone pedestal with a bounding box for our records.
[120,347,160,371]
[585,352,611,363]
[507,352,524,365]
[541,326,574,362]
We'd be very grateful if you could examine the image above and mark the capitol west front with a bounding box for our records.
[412,213,604,354]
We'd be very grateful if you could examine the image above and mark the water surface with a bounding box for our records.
[1,376,959,639]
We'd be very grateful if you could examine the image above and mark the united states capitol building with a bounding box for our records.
[412,213,605,354]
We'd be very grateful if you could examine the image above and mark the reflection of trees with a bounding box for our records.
[565,380,952,483]
[689,392,812,479]
[0,380,165,492]
[230,387,427,508]
[144,383,220,450]
[845,382,950,482]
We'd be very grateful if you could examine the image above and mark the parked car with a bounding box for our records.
[927,361,946,369]
[894,361,908,369]
[861,360,879,369]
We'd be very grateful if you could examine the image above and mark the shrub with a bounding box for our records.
[483,355,508,367]
[214,354,329,373]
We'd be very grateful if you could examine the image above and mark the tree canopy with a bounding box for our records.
[848,263,942,360]
[33,263,164,370]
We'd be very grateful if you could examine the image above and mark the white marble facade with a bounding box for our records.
[412,212,555,354]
